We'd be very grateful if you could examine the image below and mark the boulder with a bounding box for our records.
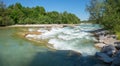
[116,44,120,50]
[114,42,120,49]
[98,35,105,43]
[99,39,104,43]
[94,43,106,48]
[111,50,120,66]
[115,44,120,50]
[101,45,116,57]
[95,52,113,63]
[111,35,117,39]
[103,38,116,45]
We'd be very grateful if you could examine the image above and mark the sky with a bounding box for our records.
[2,0,90,21]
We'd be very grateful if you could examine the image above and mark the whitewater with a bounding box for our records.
[26,23,102,55]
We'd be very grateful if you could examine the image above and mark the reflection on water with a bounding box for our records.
[0,27,109,66]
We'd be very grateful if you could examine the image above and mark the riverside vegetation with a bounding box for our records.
[86,0,120,39]
[0,1,80,26]
[87,0,120,66]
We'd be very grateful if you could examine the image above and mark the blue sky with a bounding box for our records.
[2,0,90,21]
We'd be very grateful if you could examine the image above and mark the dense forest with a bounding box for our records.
[0,1,80,26]
[86,0,120,32]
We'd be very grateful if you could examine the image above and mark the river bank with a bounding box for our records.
[6,24,78,28]
[93,29,120,66]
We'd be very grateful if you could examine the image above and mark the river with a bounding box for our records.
[0,24,109,66]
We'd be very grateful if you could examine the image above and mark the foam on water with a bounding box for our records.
[78,23,103,31]
[27,23,102,55]
[48,38,97,55]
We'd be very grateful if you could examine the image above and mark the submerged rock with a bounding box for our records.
[67,50,82,57]
[111,50,120,66]
[101,45,116,57]
[26,34,37,39]
[95,52,113,63]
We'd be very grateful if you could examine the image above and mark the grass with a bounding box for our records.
[116,32,120,40]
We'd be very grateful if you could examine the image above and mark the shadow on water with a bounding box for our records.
[29,50,110,66]
[0,56,3,66]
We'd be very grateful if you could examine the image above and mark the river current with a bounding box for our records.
[0,23,109,66]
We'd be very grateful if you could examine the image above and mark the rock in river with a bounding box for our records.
[114,42,120,50]
[95,52,113,63]
[111,50,120,66]
[94,43,106,48]
[101,45,116,57]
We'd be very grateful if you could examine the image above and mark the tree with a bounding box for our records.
[47,11,62,24]
[8,3,25,24]
[62,11,80,24]
[0,1,14,26]
[86,0,120,33]
[0,1,80,25]
[102,0,120,31]
[86,0,105,23]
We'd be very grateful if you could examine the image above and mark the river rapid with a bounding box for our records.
[26,23,101,55]
[0,23,109,66]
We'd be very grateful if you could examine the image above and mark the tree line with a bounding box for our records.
[0,1,80,26]
[86,0,120,33]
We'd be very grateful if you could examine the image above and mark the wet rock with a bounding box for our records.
[116,44,120,50]
[111,35,117,39]
[95,52,113,63]
[101,45,116,57]
[114,42,120,49]
[111,50,120,66]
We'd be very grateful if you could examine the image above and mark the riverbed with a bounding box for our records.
[0,24,109,66]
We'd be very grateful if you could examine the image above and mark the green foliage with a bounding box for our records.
[116,32,120,40]
[0,1,15,26]
[62,11,80,24]
[0,15,14,26]
[0,1,80,26]
[86,0,105,23]
[87,0,120,35]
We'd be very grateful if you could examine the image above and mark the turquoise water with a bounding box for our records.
[0,28,49,66]
[0,27,109,66]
